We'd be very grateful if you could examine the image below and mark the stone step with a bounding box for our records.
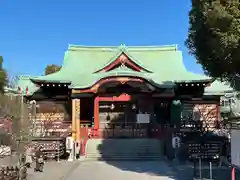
[86,145,161,148]
[86,152,162,155]
[87,144,162,147]
[86,139,161,146]
[86,150,163,153]
[86,148,162,152]
[88,141,161,146]
[85,139,163,161]
[86,153,162,156]
[85,155,163,161]
[85,158,163,161]
[85,152,163,157]
[86,152,163,155]
[86,144,162,149]
[86,150,163,154]
[86,156,163,159]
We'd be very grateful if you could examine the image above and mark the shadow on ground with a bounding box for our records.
[96,139,190,180]
[106,160,192,180]
[98,157,239,180]
[97,140,239,180]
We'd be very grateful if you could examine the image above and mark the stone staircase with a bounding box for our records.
[85,138,163,161]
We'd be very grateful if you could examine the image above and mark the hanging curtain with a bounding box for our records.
[170,100,182,125]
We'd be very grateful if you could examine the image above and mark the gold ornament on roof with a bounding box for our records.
[119,54,127,67]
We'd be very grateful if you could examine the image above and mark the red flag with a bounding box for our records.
[26,87,28,94]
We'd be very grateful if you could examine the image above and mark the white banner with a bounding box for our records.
[137,114,150,123]
[231,130,240,168]
[66,136,73,150]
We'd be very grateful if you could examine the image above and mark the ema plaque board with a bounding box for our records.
[231,130,240,167]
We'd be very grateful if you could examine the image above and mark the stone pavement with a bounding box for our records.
[28,161,80,180]
[64,160,240,180]
[168,160,240,180]
[0,155,18,166]
[65,161,182,180]
[1,156,237,180]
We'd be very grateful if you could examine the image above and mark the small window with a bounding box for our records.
[231,98,236,105]
[220,100,224,106]
[224,100,230,106]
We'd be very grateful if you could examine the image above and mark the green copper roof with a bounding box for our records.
[30,44,211,85]
[204,80,233,95]
[18,44,234,95]
[18,75,40,95]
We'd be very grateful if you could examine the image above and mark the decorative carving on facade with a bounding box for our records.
[119,54,127,63]
[116,77,129,84]
[73,77,145,94]
[75,99,80,121]
[93,52,152,73]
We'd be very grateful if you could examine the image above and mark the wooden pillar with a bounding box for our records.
[75,99,80,142]
[94,97,99,136]
[71,99,76,141]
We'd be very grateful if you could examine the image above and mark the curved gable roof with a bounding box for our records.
[61,44,185,75]
[28,44,215,90]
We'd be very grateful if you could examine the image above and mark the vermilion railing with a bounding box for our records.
[79,126,91,155]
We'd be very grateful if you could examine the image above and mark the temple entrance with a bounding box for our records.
[92,78,167,139]
[95,94,153,138]
[99,101,137,128]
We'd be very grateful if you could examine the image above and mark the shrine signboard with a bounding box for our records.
[137,114,150,123]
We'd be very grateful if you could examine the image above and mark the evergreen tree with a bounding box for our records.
[44,64,61,75]
[0,56,8,93]
[186,0,240,84]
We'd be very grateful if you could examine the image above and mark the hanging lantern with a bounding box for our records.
[110,104,115,110]
[172,100,181,105]
[132,104,136,110]
[171,100,182,125]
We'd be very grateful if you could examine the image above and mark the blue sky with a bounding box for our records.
[0,0,203,77]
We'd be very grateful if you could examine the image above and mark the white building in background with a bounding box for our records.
[220,92,240,118]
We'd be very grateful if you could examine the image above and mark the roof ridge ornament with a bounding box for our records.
[120,44,126,51]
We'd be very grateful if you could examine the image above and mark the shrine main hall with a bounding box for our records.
[18,44,232,142]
